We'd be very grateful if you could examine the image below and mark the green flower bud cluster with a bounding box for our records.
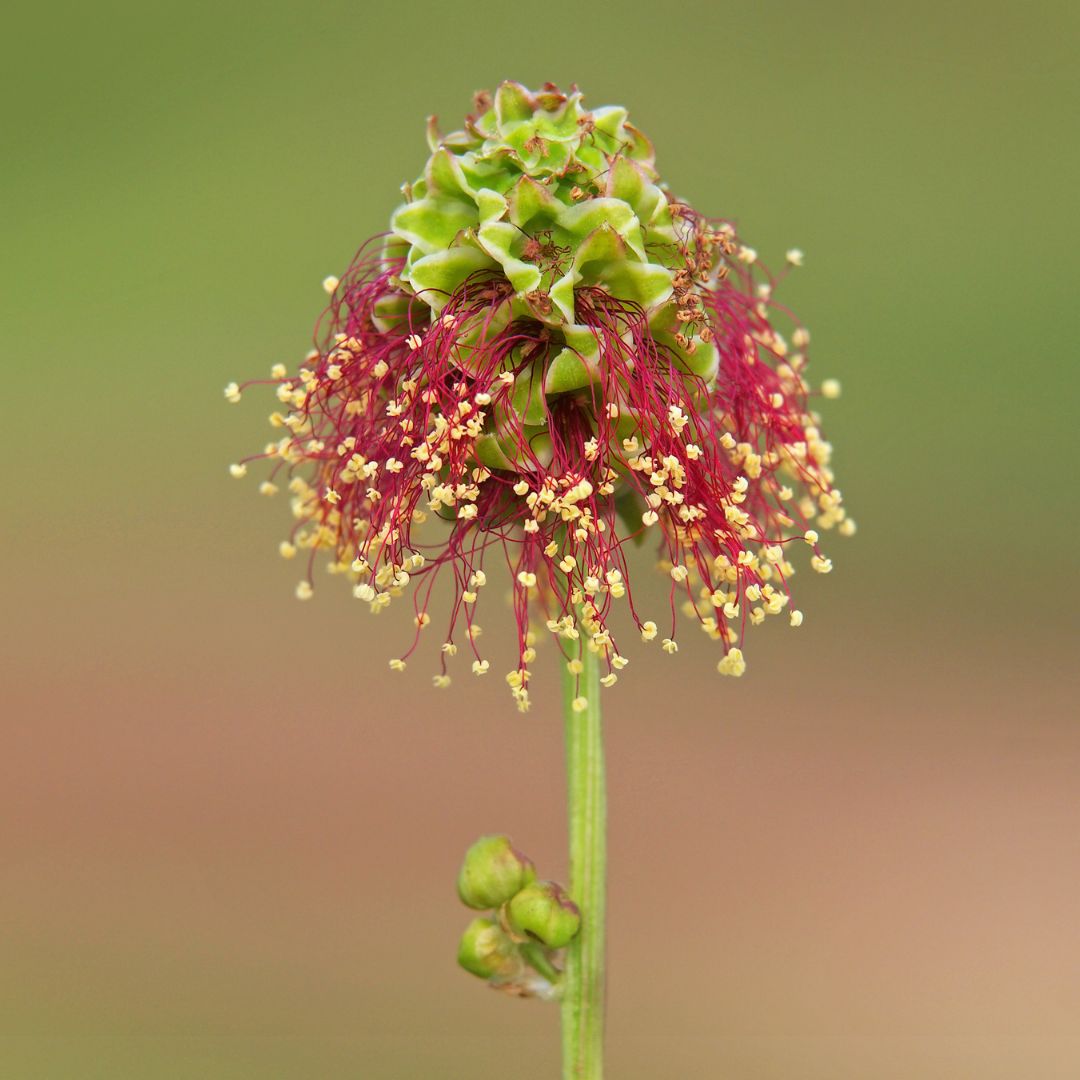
[455,834,580,994]
[387,81,720,426]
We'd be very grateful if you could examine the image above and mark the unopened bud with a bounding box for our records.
[457,835,536,910]
[457,916,521,980]
[506,881,581,948]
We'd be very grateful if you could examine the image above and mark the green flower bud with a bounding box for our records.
[506,880,581,949]
[457,916,522,981]
[457,834,536,910]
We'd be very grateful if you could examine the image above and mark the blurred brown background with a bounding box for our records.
[3,0,1078,1076]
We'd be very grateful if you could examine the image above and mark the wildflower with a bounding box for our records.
[228,81,850,705]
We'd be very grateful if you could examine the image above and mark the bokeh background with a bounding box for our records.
[4,1,1079,1076]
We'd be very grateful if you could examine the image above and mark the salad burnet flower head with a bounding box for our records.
[227,81,851,711]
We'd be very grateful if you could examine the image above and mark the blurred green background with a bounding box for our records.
[3,1,1078,1076]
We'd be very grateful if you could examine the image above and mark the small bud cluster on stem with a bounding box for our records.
[453,838,578,997]
[455,834,580,998]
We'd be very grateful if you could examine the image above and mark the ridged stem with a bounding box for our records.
[561,641,606,1079]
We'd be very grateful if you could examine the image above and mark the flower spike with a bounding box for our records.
[229,81,851,706]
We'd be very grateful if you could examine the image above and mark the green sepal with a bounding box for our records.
[391,197,475,255]
[404,246,497,310]
[544,347,593,395]
[477,220,543,295]
[473,433,515,471]
[511,357,548,427]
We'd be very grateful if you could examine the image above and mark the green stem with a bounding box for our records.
[521,941,561,986]
[561,639,606,1079]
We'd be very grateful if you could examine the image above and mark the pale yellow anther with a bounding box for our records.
[839,519,857,537]
[670,565,688,583]
[641,620,658,642]
[469,570,487,589]
[544,541,559,557]
[567,659,584,675]
[513,479,530,496]
[414,613,431,628]
[600,674,618,688]
[790,610,804,627]
[737,245,757,264]
[717,647,746,677]
[662,638,678,654]
[372,359,389,378]
[389,658,406,672]
[720,432,736,450]
[822,379,842,399]
[571,696,589,713]
[462,591,477,603]
[786,248,804,267]
[354,583,375,602]
[322,275,339,294]
[224,382,242,403]
[259,481,278,496]
[606,403,620,419]
[442,642,458,656]
[499,371,515,386]
[472,659,490,676]
[295,581,314,601]
[559,556,576,574]
[611,655,629,670]
[811,555,833,574]
[792,328,810,348]
[229,463,247,479]
[433,674,451,689]
[517,571,537,588]
[279,541,297,559]
[642,510,659,527]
